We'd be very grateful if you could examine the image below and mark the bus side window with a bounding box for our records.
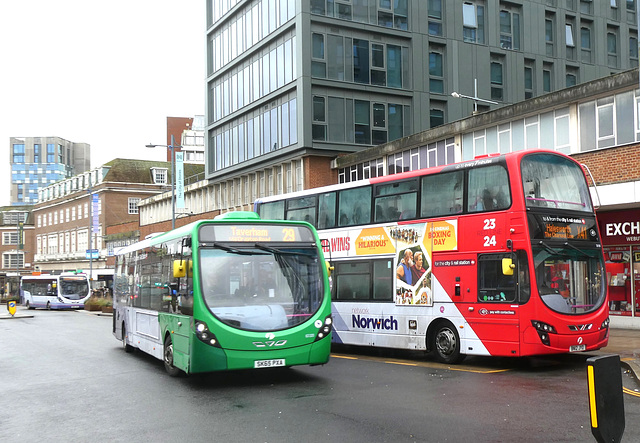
[478,254,517,303]
[467,166,511,213]
[420,171,464,218]
[338,186,372,227]
[318,192,336,229]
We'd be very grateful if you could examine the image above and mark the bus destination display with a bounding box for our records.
[528,214,599,242]
[200,224,315,243]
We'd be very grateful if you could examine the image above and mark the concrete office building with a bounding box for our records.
[202,1,638,206]
[9,136,91,205]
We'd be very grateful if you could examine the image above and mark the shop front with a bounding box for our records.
[597,209,640,327]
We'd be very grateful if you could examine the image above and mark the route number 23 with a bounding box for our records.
[483,218,496,247]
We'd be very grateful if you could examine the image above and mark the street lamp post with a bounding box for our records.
[451,78,498,113]
[146,135,181,230]
[7,210,24,300]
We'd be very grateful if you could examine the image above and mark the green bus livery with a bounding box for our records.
[112,212,332,376]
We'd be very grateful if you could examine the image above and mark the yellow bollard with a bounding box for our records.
[7,300,17,317]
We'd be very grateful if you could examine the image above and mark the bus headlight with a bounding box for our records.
[601,318,610,330]
[314,315,332,342]
[531,320,557,346]
[195,320,221,348]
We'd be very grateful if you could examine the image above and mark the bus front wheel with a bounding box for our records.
[122,325,133,353]
[163,335,182,377]
[26,300,34,310]
[431,322,465,364]
[46,301,51,310]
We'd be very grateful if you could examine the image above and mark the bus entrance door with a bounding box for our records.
[462,253,520,357]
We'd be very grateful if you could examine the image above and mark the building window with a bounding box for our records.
[580,25,592,62]
[524,64,534,99]
[3,253,24,269]
[463,2,485,44]
[545,14,555,56]
[312,33,326,78]
[580,0,593,14]
[4,211,27,225]
[128,198,141,214]
[33,144,40,163]
[630,35,639,64]
[312,96,327,141]
[12,144,25,163]
[566,67,578,87]
[627,0,636,13]
[499,7,521,50]
[355,100,371,145]
[430,108,445,128]
[151,168,168,184]
[429,49,444,93]
[371,44,386,86]
[372,103,387,145]
[490,61,504,101]
[327,34,345,81]
[543,63,553,93]
[3,232,18,245]
[607,29,618,67]
[353,39,370,84]
[565,23,575,60]
[336,0,352,20]
[428,0,443,36]
[596,97,615,148]
[47,144,55,163]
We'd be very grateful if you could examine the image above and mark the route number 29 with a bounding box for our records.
[483,218,496,247]
[282,228,296,242]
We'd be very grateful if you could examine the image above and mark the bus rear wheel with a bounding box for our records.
[431,322,465,364]
[46,301,51,310]
[163,335,182,377]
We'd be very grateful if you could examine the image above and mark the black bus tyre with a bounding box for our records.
[163,335,182,377]
[46,301,51,310]
[122,325,133,353]
[432,321,465,364]
[26,300,34,310]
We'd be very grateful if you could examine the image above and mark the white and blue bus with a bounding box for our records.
[22,273,91,310]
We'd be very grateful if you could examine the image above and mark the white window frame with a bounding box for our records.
[128,198,141,215]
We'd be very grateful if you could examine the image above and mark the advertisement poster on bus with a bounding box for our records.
[321,220,458,306]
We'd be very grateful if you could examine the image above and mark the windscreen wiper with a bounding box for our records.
[564,242,591,258]
[254,243,316,257]
[211,242,266,256]
[538,240,558,255]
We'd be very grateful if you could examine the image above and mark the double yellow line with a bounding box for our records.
[332,353,510,374]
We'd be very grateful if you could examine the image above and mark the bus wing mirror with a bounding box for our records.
[173,260,193,278]
[173,260,187,278]
[325,261,334,278]
[502,258,515,276]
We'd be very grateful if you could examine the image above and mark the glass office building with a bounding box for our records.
[9,137,90,205]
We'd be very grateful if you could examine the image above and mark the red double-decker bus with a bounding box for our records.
[255,150,609,363]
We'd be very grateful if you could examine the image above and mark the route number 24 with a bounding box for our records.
[483,218,496,247]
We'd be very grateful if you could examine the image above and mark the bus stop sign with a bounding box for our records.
[587,355,625,443]
[7,300,17,316]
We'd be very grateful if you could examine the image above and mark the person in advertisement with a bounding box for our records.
[396,249,414,285]
[411,251,427,283]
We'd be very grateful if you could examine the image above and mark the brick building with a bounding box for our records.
[0,206,34,298]
[33,159,204,289]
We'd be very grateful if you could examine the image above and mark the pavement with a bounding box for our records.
[592,328,640,383]
[2,305,640,380]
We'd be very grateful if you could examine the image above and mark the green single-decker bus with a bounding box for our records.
[112,212,332,376]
